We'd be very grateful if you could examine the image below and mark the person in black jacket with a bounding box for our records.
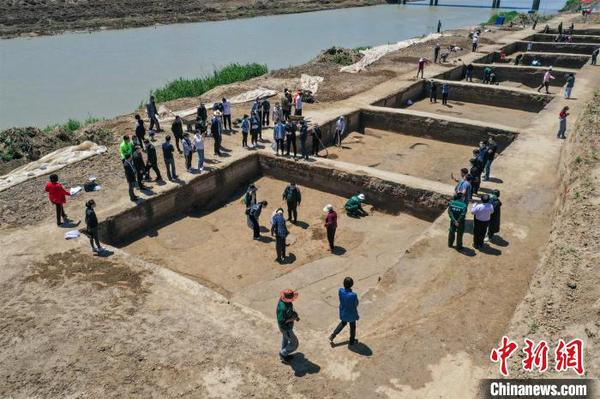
[312,123,322,156]
[197,103,208,124]
[132,146,148,190]
[487,189,502,242]
[262,98,270,127]
[171,115,184,153]
[143,139,163,181]
[85,199,103,253]
[282,182,302,223]
[285,121,297,158]
[123,154,139,201]
[134,114,146,150]
[469,149,484,195]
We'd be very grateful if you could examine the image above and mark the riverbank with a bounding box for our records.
[0,0,389,39]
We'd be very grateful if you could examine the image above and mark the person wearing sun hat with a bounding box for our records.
[276,289,300,363]
[344,193,367,217]
[324,204,337,252]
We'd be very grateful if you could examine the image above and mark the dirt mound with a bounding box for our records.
[313,47,365,66]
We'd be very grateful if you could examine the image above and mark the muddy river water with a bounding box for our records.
[0,0,565,129]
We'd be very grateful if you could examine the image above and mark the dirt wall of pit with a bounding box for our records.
[258,154,450,221]
[508,41,599,55]
[471,65,572,87]
[98,155,261,245]
[526,33,600,44]
[359,107,518,149]
[474,52,590,69]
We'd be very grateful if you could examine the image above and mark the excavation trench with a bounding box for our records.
[474,51,590,69]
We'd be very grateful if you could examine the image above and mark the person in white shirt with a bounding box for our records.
[471,194,494,249]
[472,35,479,52]
[193,130,205,172]
[334,116,346,147]
[221,98,232,131]
[294,90,303,116]
[537,68,555,94]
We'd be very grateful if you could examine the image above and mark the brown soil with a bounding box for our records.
[0,0,387,39]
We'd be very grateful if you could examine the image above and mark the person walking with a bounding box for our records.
[471,194,494,249]
[299,120,309,161]
[262,97,271,126]
[271,208,289,263]
[487,189,502,242]
[329,277,359,346]
[276,289,300,363]
[416,58,428,79]
[434,43,441,63]
[285,120,297,158]
[324,204,337,252]
[345,193,367,217]
[564,73,575,99]
[134,114,146,150]
[123,153,139,202]
[282,182,302,224]
[247,200,268,239]
[221,98,232,131]
[132,146,148,190]
[146,95,161,132]
[45,174,71,225]
[294,90,303,116]
[429,80,437,103]
[274,120,286,156]
[182,133,194,172]
[441,82,450,105]
[447,193,467,251]
[119,135,134,162]
[171,115,184,153]
[537,68,555,94]
[193,130,205,172]
[483,137,497,181]
[211,111,223,156]
[312,123,322,156]
[85,199,103,254]
[143,139,163,181]
[162,135,177,180]
[557,106,569,139]
[240,114,250,148]
[334,116,346,147]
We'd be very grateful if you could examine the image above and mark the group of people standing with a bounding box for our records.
[449,138,502,251]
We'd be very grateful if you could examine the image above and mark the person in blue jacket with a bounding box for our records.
[329,277,359,346]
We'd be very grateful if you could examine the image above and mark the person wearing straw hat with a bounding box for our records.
[276,289,300,363]
[271,208,289,263]
[329,277,359,346]
[344,193,367,217]
[324,204,337,252]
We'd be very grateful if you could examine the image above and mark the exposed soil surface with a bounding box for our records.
[0,0,387,39]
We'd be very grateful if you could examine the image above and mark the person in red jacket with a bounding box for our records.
[324,204,338,252]
[45,174,71,225]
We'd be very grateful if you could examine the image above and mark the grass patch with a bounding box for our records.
[150,63,268,103]
[485,11,520,25]
[43,116,103,134]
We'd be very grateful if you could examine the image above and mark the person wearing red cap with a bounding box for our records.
[45,173,71,225]
[276,289,300,363]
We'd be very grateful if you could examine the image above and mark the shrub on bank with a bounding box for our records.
[150,63,268,103]
[485,11,520,25]
[43,116,103,134]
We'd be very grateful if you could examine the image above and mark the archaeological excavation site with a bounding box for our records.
[1,3,600,398]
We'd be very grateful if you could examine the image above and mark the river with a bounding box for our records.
[0,0,566,129]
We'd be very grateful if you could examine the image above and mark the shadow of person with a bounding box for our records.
[294,221,309,230]
[491,235,509,247]
[282,253,296,264]
[216,152,231,158]
[59,220,81,229]
[155,179,167,186]
[96,249,114,258]
[286,353,321,377]
[140,187,156,196]
[256,236,274,243]
[259,226,270,233]
[456,246,476,257]
[332,246,347,256]
[220,146,232,152]
[487,177,503,184]
[349,341,373,357]
[478,245,502,256]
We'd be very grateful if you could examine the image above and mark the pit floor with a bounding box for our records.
[326,128,475,183]
[121,176,431,299]
[408,97,535,129]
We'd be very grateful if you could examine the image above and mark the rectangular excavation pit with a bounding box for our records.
[99,155,446,301]
[438,64,573,89]
[504,41,599,55]
[371,80,552,127]
[525,33,600,44]
[539,28,600,36]
[474,51,590,69]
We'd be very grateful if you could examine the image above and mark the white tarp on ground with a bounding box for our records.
[301,74,324,94]
[158,87,278,123]
[0,141,107,192]
[340,33,443,73]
